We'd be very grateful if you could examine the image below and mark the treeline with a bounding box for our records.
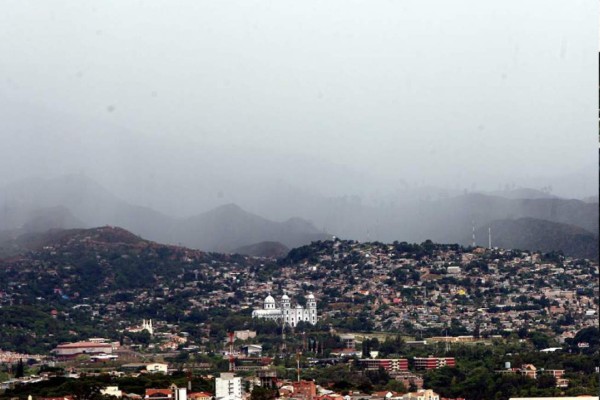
[3,371,214,399]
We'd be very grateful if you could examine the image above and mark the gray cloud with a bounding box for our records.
[0,0,597,219]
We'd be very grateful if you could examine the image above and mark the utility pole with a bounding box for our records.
[296,351,302,382]
[281,323,287,353]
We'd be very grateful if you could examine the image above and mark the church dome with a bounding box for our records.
[306,293,315,299]
[281,294,290,300]
[296,304,303,309]
[264,294,275,304]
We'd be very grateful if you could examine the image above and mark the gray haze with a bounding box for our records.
[0,1,597,229]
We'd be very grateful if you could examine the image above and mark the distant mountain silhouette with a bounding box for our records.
[0,226,149,257]
[581,195,599,204]
[0,176,329,252]
[233,241,290,258]
[413,193,599,244]
[1,175,597,257]
[485,188,558,200]
[172,203,329,252]
[297,192,598,252]
[0,174,174,242]
[472,218,598,260]
[21,206,85,232]
[20,226,144,249]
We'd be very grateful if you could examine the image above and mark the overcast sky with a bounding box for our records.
[0,0,597,215]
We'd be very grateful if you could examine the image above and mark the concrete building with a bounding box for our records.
[400,389,439,400]
[339,334,356,350]
[233,330,257,341]
[101,386,123,398]
[292,380,316,400]
[215,373,242,400]
[241,344,263,356]
[257,370,277,389]
[390,372,423,390]
[413,357,455,370]
[496,366,569,388]
[146,363,169,374]
[52,341,114,359]
[358,359,409,372]
[519,364,537,379]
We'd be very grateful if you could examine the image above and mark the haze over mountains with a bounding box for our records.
[0,174,597,259]
[0,2,597,259]
[473,218,598,261]
[0,175,329,253]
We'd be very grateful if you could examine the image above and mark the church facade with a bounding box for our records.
[252,293,317,327]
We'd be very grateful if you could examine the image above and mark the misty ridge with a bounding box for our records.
[0,173,597,259]
[0,2,597,259]
[1,103,596,259]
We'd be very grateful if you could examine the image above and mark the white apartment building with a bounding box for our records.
[215,373,242,400]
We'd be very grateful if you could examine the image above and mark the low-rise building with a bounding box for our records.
[188,392,212,400]
[233,330,257,341]
[101,386,123,398]
[292,380,316,400]
[401,389,439,400]
[52,341,114,359]
[413,357,455,370]
[358,359,408,372]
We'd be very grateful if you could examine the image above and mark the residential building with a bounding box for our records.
[101,386,123,398]
[188,393,212,400]
[390,372,423,390]
[233,330,257,341]
[215,373,242,400]
[339,334,356,350]
[292,380,316,400]
[146,363,169,374]
[413,357,455,370]
[401,389,439,400]
[358,359,409,372]
[145,389,173,400]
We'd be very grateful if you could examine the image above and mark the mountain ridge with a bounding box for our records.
[1,175,596,258]
[473,217,598,260]
[0,176,330,253]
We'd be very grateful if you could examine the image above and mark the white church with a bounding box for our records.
[252,293,317,327]
[126,319,154,336]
